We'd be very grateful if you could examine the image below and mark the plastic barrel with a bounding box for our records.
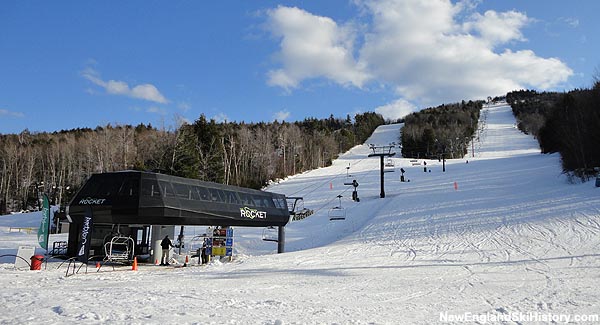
[30,255,44,271]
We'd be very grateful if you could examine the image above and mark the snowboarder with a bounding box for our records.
[160,235,174,266]
[423,161,427,173]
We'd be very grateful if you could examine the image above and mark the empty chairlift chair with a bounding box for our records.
[262,226,279,242]
[187,235,207,257]
[328,195,346,221]
[384,158,395,172]
[103,235,135,264]
[287,197,314,221]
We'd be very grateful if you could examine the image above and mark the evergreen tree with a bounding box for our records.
[192,114,224,182]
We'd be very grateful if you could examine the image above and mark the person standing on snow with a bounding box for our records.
[201,237,210,265]
[160,235,174,266]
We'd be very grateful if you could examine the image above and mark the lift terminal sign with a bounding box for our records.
[78,197,107,205]
[240,207,267,219]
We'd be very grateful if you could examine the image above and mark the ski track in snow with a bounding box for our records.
[1,102,600,324]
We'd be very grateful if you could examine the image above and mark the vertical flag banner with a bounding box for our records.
[76,206,94,263]
[37,194,50,251]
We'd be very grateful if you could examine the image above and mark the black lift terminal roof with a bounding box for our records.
[67,171,290,227]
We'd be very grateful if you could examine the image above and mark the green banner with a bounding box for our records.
[37,194,50,251]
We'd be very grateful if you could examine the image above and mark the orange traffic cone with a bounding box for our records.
[132,257,138,271]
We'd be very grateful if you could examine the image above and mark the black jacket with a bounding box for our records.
[160,237,173,249]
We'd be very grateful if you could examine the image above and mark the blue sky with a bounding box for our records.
[1,0,597,134]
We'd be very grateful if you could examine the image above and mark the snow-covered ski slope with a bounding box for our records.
[1,102,599,324]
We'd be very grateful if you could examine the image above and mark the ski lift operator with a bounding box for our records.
[160,235,174,266]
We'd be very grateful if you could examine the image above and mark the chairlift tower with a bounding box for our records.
[262,196,304,254]
[368,144,397,198]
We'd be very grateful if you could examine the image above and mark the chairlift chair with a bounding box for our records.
[262,226,279,242]
[288,196,315,222]
[187,235,207,257]
[328,195,346,221]
[385,157,395,167]
[384,158,395,173]
[286,197,304,216]
[291,198,305,216]
[103,235,135,263]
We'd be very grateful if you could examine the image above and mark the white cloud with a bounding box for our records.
[174,115,191,126]
[374,99,417,121]
[213,113,229,123]
[559,17,579,28]
[146,106,168,115]
[464,10,530,46]
[265,0,573,109]
[359,0,572,106]
[273,110,291,121]
[81,67,168,104]
[266,6,370,90]
[178,102,192,112]
[0,109,25,118]
[132,84,168,103]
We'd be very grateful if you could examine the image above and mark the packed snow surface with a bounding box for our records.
[1,103,599,324]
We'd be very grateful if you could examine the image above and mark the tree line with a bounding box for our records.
[508,80,600,180]
[0,112,384,214]
[401,100,483,159]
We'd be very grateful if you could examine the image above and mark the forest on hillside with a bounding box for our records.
[401,100,483,159]
[0,112,384,214]
[508,81,600,179]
